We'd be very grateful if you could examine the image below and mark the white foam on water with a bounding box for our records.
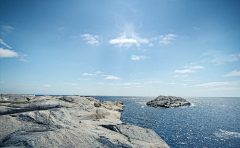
[214,129,240,138]
[136,102,147,105]
[190,103,196,107]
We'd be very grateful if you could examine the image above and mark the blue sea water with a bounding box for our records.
[93,96,240,148]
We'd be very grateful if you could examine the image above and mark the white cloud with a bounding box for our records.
[182,84,188,86]
[105,75,121,80]
[0,82,5,83]
[82,73,97,76]
[159,34,177,45]
[175,69,195,73]
[43,84,50,87]
[0,39,11,49]
[58,27,64,30]
[131,55,148,60]
[81,34,99,46]
[170,83,176,84]
[196,81,239,87]
[193,27,200,30]
[109,32,149,47]
[223,70,240,77]
[96,71,104,74]
[0,48,19,58]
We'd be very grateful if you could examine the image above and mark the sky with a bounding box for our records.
[0,0,240,97]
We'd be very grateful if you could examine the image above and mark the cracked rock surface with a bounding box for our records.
[147,95,191,108]
[0,94,169,148]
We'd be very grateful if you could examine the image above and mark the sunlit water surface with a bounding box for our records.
[93,96,240,148]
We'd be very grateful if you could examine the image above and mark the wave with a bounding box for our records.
[214,129,240,138]
[190,103,196,107]
[136,101,147,104]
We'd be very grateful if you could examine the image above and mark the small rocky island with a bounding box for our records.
[146,95,191,108]
[0,94,170,148]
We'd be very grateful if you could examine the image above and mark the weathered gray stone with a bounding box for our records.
[0,94,170,148]
[147,95,191,108]
[0,94,35,102]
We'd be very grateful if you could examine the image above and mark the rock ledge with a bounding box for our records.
[0,94,170,148]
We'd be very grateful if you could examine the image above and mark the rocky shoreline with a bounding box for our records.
[0,94,170,148]
[147,95,191,108]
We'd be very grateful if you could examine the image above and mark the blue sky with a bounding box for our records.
[1,0,240,97]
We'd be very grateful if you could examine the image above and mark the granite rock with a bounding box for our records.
[0,94,170,148]
[147,95,191,108]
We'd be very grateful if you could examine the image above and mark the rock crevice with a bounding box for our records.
[0,94,170,148]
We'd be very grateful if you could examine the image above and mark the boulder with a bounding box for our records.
[147,95,191,108]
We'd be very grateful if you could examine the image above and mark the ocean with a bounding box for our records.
[93,96,240,148]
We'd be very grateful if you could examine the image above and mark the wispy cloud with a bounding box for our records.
[0,39,11,49]
[64,83,77,85]
[185,65,204,69]
[159,34,177,45]
[81,34,99,46]
[58,27,64,30]
[146,81,162,84]
[201,50,238,65]
[0,82,5,83]
[193,27,200,30]
[183,79,196,82]
[148,43,153,47]
[109,32,149,47]
[96,82,115,85]
[96,71,104,74]
[122,83,141,85]
[131,55,148,60]
[82,73,97,76]
[175,69,195,73]
[105,75,121,80]
[1,25,14,34]
[96,82,141,85]
[43,84,50,87]
[196,81,240,87]
[0,48,19,58]
[208,87,240,91]
[19,54,29,62]
[78,78,90,80]
[223,70,240,77]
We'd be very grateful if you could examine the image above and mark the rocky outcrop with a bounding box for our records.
[147,95,191,108]
[0,94,170,148]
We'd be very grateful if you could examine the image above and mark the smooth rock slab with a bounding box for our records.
[146,95,191,108]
